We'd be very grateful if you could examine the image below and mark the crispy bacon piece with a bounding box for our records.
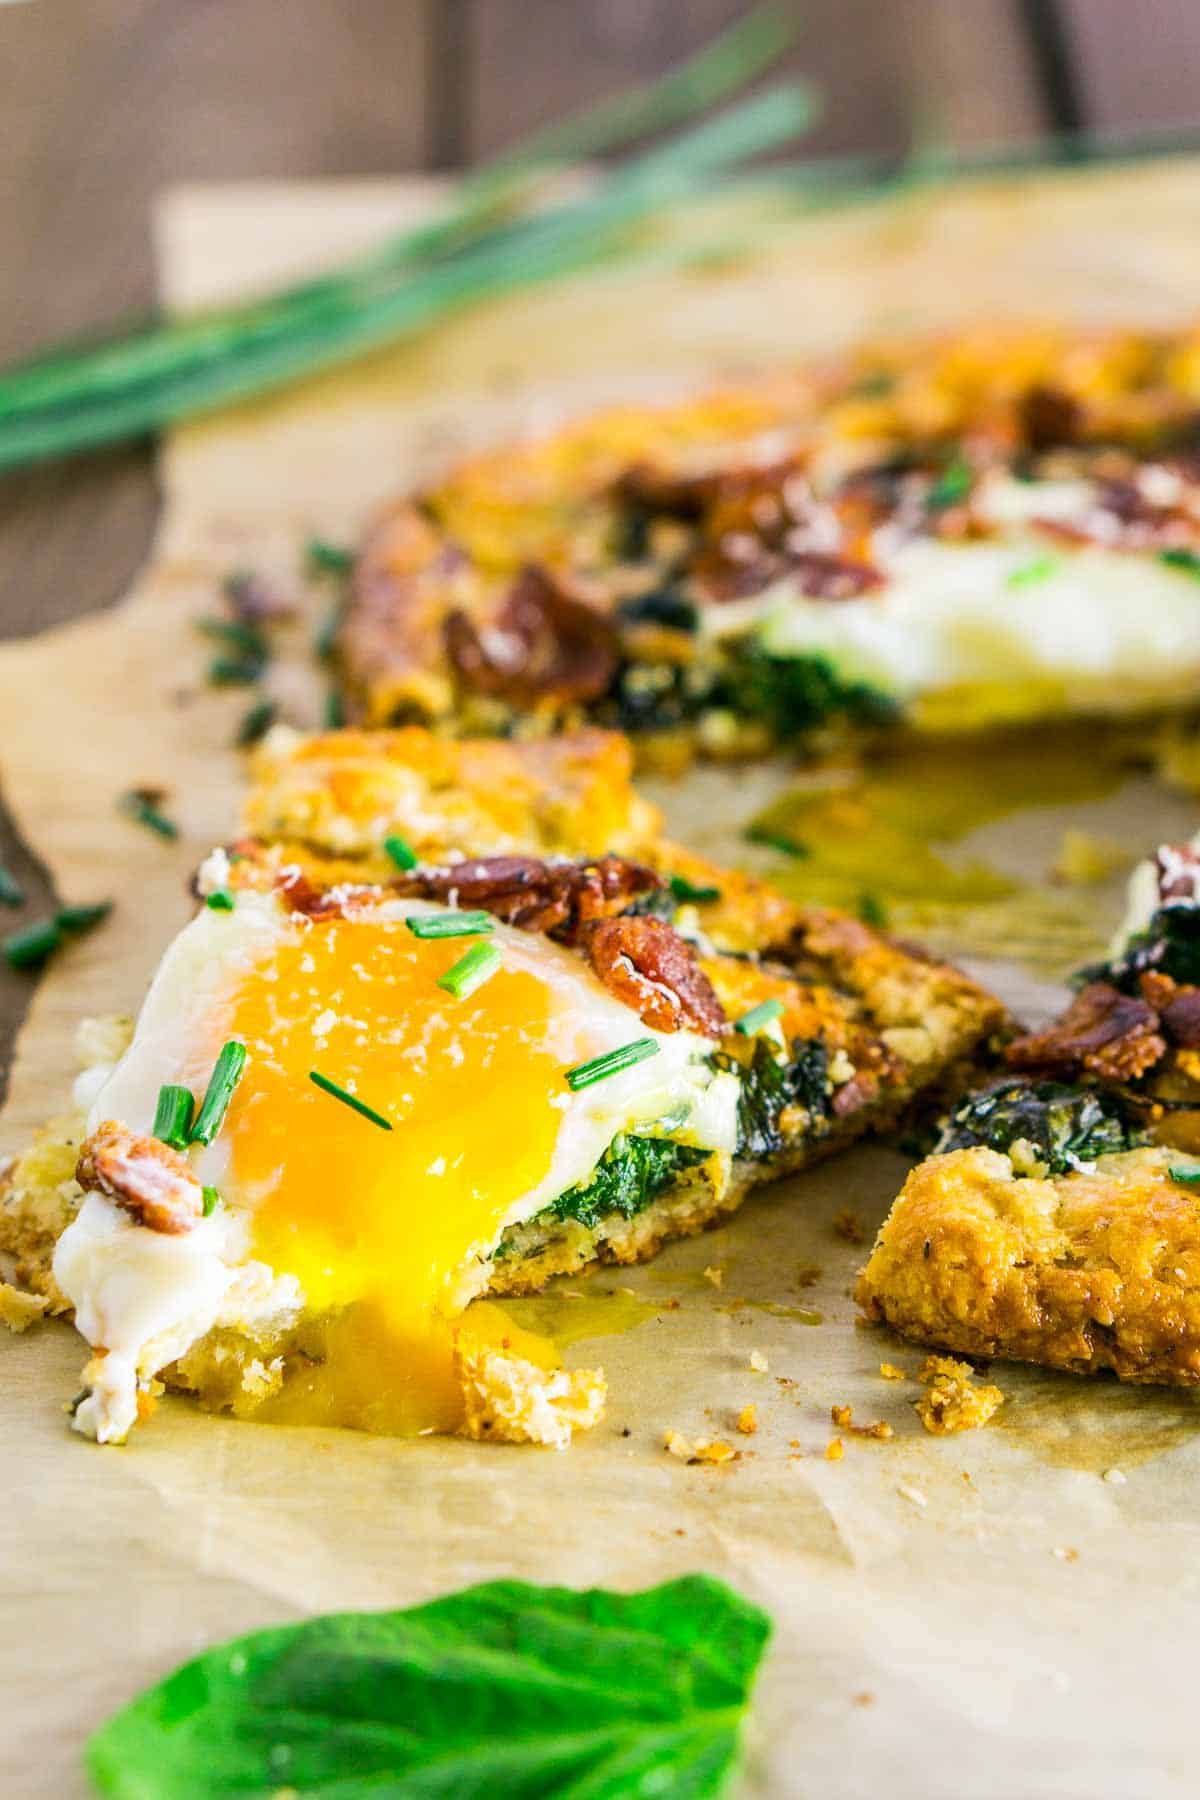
[1006,981,1166,1082]
[694,542,883,604]
[395,854,662,942]
[1139,972,1200,1049]
[1020,384,1084,451]
[831,1069,881,1118]
[444,565,617,706]
[76,1122,205,1236]
[581,915,727,1037]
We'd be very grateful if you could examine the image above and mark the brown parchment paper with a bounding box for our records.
[4,164,1200,1800]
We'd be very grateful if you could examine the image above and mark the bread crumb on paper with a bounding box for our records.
[749,1348,769,1373]
[702,1265,723,1288]
[825,1437,845,1461]
[0,1282,49,1333]
[831,1402,893,1440]
[897,1483,928,1509]
[736,1403,758,1435]
[663,1428,738,1465]
[915,1355,1004,1435]
[879,1361,906,1380]
[832,1209,865,1245]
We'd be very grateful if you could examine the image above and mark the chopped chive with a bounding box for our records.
[236,697,277,747]
[308,1069,392,1131]
[1169,1165,1200,1186]
[669,874,721,904]
[56,901,112,935]
[438,940,503,1000]
[152,1085,195,1151]
[201,1185,221,1217]
[195,616,268,662]
[3,920,62,970]
[566,1037,660,1091]
[926,456,972,510]
[189,1041,248,1146]
[8,900,114,967]
[858,891,888,929]
[405,910,495,940]
[1006,554,1060,589]
[735,997,784,1036]
[119,791,179,840]
[0,866,24,907]
[385,834,419,872]
[208,654,263,687]
[743,822,809,858]
[314,604,342,663]
[306,538,354,577]
[1159,548,1200,579]
[324,688,346,729]
[205,889,235,912]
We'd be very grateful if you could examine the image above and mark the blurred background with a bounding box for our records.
[4,0,1200,634]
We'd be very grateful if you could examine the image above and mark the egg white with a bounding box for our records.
[54,882,736,1442]
[700,473,1200,711]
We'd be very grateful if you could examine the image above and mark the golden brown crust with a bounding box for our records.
[337,324,1200,747]
[856,1145,1200,1385]
[244,724,660,872]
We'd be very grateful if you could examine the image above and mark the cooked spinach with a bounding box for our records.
[716,1035,829,1159]
[547,1134,709,1232]
[1083,904,1200,994]
[935,1077,1145,1175]
[715,646,900,739]
[618,586,699,633]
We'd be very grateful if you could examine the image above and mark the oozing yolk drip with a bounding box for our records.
[222,911,571,1434]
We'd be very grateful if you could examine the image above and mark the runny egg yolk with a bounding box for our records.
[221,909,576,1434]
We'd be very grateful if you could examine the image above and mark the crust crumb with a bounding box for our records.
[749,1348,769,1373]
[879,1361,906,1380]
[664,1429,738,1464]
[455,1342,605,1449]
[832,1209,865,1245]
[825,1437,845,1461]
[831,1401,893,1440]
[702,1264,724,1288]
[0,1282,49,1333]
[915,1354,1004,1435]
[735,1403,758,1435]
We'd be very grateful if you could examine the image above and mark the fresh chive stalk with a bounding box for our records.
[1159,548,1200,579]
[1006,555,1060,588]
[1170,1165,1200,1185]
[406,911,495,940]
[669,874,721,904]
[744,822,809,858]
[152,1085,195,1151]
[858,891,888,928]
[314,605,342,664]
[195,616,269,662]
[735,997,784,1036]
[0,7,793,435]
[0,867,24,907]
[926,457,972,510]
[308,1070,393,1131]
[324,688,346,729]
[119,791,179,840]
[306,539,354,577]
[208,655,264,688]
[205,889,235,912]
[201,1186,221,1217]
[566,1037,660,1091]
[3,920,62,970]
[189,1041,248,1146]
[438,941,503,1000]
[384,835,419,872]
[236,698,277,747]
[0,63,812,471]
[2,901,111,970]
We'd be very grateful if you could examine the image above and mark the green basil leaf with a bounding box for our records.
[87,1574,771,1799]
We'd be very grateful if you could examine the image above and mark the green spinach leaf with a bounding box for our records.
[88,1575,770,1799]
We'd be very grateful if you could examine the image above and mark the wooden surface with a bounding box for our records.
[0,0,1197,1075]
